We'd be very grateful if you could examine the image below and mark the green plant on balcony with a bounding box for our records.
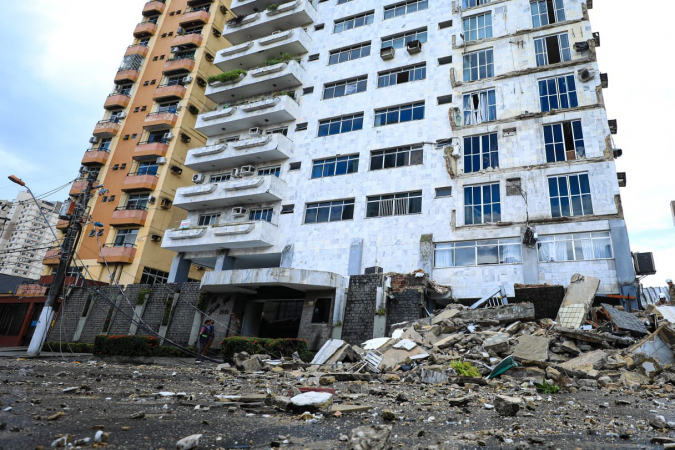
[266,3,279,11]
[263,53,293,67]
[207,69,246,85]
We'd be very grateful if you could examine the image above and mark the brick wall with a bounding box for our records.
[164,282,201,344]
[512,284,565,320]
[341,274,382,345]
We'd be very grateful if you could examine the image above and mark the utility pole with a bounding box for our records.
[9,173,96,357]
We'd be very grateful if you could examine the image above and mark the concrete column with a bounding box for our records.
[241,301,263,337]
[168,253,191,283]
[280,244,294,268]
[522,246,539,284]
[418,234,434,275]
[348,239,363,275]
[609,219,638,310]
[215,252,236,271]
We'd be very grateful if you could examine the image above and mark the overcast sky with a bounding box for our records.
[0,1,672,286]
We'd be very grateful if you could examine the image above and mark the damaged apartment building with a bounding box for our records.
[159,0,634,344]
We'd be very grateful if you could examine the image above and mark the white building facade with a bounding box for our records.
[162,0,635,338]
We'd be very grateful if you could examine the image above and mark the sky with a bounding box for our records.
[0,0,672,286]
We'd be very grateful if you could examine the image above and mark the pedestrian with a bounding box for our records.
[667,279,675,305]
[658,293,668,306]
[195,319,215,364]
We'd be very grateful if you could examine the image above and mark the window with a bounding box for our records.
[337,0,352,4]
[370,145,423,170]
[435,238,522,267]
[303,86,314,95]
[438,56,453,65]
[210,173,231,183]
[126,194,149,210]
[266,126,288,136]
[538,231,613,262]
[377,64,426,88]
[98,137,112,150]
[381,28,427,50]
[281,204,295,214]
[366,191,422,217]
[289,162,302,171]
[312,155,359,178]
[157,101,179,114]
[463,48,493,82]
[140,267,169,285]
[311,298,332,323]
[464,183,500,225]
[258,166,280,177]
[463,12,492,42]
[329,42,371,65]
[295,123,308,131]
[463,89,496,126]
[305,199,355,223]
[198,213,220,226]
[318,114,364,137]
[544,120,585,162]
[137,161,158,176]
[323,76,367,99]
[248,208,273,222]
[548,174,593,217]
[437,94,453,105]
[114,229,138,247]
[334,11,374,33]
[534,33,571,66]
[384,0,428,20]
[374,102,424,127]
[531,0,565,27]
[435,187,453,197]
[464,133,498,173]
[539,75,578,112]
[462,0,490,8]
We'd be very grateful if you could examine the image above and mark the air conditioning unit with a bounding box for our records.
[182,75,193,84]
[148,195,157,204]
[170,165,183,175]
[177,27,184,34]
[171,46,181,53]
[156,157,167,165]
[163,132,174,141]
[89,137,100,144]
[249,127,263,136]
[150,234,162,242]
[240,165,255,176]
[406,40,422,54]
[231,207,247,217]
[574,41,590,52]
[231,168,240,178]
[380,47,395,60]
[159,198,172,208]
[117,112,127,119]
[176,105,183,111]
[192,173,204,184]
[633,252,656,276]
[577,67,596,83]
[449,138,461,159]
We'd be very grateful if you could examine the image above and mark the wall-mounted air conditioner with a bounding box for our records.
[406,40,422,54]
[163,132,174,141]
[577,67,596,83]
[240,166,255,177]
[89,137,100,144]
[231,207,247,217]
[148,195,157,204]
[156,157,167,165]
[380,47,395,60]
[249,127,263,136]
[192,173,204,184]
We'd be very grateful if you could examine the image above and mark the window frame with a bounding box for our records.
[377,63,426,88]
[318,113,364,137]
[304,199,355,224]
[539,74,578,112]
[463,88,497,126]
[462,0,490,8]
[258,165,281,177]
[370,144,423,171]
[323,76,368,100]
[312,154,360,178]
[209,172,231,183]
[366,190,423,218]
[463,132,499,173]
[534,32,571,67]
[548,173,593,218]
[248,208,274,222]
[462,11,492,42]
[198,213,220,226]
[434,237,522,268]
[381,28,428,50]
[328,42,371,66]
[537,231,613,262]
[374,102,425,127]
[464,182,501,225]
[462,48,494,82]
[531,0,566,28]
[543,120,585,162]
[333,11,374,33]
[113,228,139,247]
[383,0,429,20]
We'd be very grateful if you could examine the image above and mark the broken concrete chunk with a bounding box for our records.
[290,392,333,414]
[560,340,581,355]
[312,339,347,365]
[433,333,463,350]
[176,433,202,450]
[237,356,265,372]
[432,309,461,325]
[482,333,510,354]
[379,346,427,370]
[494,395,521,417]
[601,303,648,335]
[628,324,675,367]
[556,274,600,329]
[392,339,417,351]
[458,303,535,324]
[361,338,392,351]
[420,368,451,384]
[348,425,392,450]
[511,335,550,363]
[558,350,608,379]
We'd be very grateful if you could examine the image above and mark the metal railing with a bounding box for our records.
[167,54,196,62]
[96,119,120,125]
[137,140,168,146]
[185,5,211,13]
[86,147,111,153]
[105,242,137,248]
[115,205,149,211]
[127,170,159,177]
[376,198,409,216]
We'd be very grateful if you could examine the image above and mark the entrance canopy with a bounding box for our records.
[200,267,346,293]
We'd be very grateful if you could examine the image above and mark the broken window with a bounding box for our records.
[537,231,613,262]
[539,74,578,112]
[304,199,355,223]
[464,183,500,225]
[463,132,498,173]
[531,0,566,28]
[311,298,332,323]
[463,12,492,42]
[366,191,422,218]
[323,76,367,99]
[534,33,571,66]
[378,63,426,88]
[463,48,494,81]
[434,238,522,268]
[312,154,359,178]
[548,173,593,218]
[463,89,497,126]
[370,145,423,170]
[544,120,585,162]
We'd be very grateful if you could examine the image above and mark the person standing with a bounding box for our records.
[195,319,215,364]
[667,279,675,306]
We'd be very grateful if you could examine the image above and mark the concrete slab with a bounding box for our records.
[558,350,608,379]
[556,274,600,329]
[512,335,550,362]
[601,304,648,335]
[457,303,535,324]
[432,309,461,325]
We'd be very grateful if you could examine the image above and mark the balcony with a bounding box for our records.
[115,69,140,84]
[43,248,61,266]
[163,220,277,252]
[134,141,169,160]
[188,0,213,5]
[104,93,131,110]
[125,44,150,58]
[143,0,166,16]
[81,149,110,166]
[69,180,88,196]
[163,56,196,74]
[144,111,178,130]
[223,0,316,46]
[186,134,293,171]
[133,22,158,38]
[93,120,121,137]
[97,244,137,264]
[110,207,149,227]
[122,173,159,192]
[171,32,204,48]
[206,60,305,104]
[215,27,311,72]
[174,175,286,211]
[55,220,69,231]
[179,7,211,26]
[197,95,299,137]
[153,84,187,101]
